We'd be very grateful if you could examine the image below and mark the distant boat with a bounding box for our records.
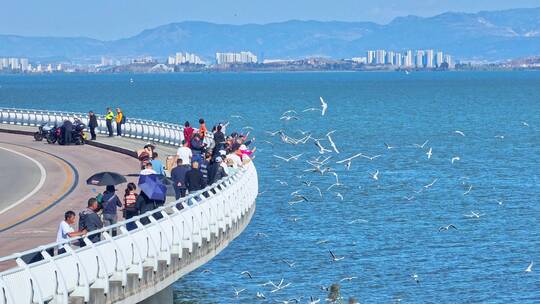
[130,78,134,83]
[404,70,411,75]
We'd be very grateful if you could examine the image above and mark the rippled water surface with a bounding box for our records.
[1,72,539,303]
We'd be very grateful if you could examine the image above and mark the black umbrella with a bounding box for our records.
[86,172,127,186]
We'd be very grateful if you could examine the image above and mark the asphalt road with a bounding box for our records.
[0,145,43,213]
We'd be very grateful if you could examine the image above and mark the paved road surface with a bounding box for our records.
[0,131,140,270]
[0,145,42,213]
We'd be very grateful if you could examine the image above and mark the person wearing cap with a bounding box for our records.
[101,185,122,236]
[208,156,228,185]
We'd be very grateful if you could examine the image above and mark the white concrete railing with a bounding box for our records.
[0,107,187,146]
[0,161,258,304]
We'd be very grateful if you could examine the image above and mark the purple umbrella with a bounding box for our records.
[138,174,167,201]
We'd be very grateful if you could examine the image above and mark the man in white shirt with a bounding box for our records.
[176,139,192,166]
[56,211,86,255]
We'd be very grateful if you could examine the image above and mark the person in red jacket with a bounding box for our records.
[183,121,194,148]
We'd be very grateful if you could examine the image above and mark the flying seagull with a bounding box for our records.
[426,147,433,159]
[329,250,345,261]
[455,130,466,136]
[414,140,429,148]
[240,271,253,279]
[525,261,533,272]
[439,224,457,231]
[326,131,340,153]
[320,97,328,116]
[274,153,303,162]
[314,140,332,154]
[451,156,460,164]
[371,170,379,181]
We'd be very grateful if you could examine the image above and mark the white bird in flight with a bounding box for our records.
[414,140,429,148]
[326,131,340,153]
[234,288,246,297]
[451,156,460,164]
[336,153,362,170]
[360,153,382,161]
[426,147,433,159]
[454,130,466,136]
[371,170,379,180]
[273,153,303,162]
[525,261,533,272]
[320,97,328,116]
[314,140,332,154]
[329,250,345,261]
[424,178,438,189]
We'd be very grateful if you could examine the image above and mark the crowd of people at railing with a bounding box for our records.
[55,116,256,255]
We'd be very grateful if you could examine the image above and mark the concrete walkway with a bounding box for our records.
[0,125,165,270]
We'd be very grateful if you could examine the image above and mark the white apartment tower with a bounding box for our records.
[425,49,435,68]
[415,50,424,68]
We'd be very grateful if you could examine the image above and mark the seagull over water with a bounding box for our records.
[426,147,433,159]
[414,140,429,149]
[320,97,328,116]
[424,178,438,189]
[329,250,345,261]
[234,288,246,297]
[451,156,460,164]
[455,130,466,136]
[274,153,303,162]
[336,153,363,170]
[525,261,533,272]
[439,224,457,231]
[326,131,340,153]
[371,170,380,181]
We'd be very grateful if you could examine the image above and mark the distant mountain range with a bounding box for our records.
[1,7,540,62]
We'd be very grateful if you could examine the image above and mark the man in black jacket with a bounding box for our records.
[171,158,190,199]
[185,161,204,194]
[207,157,228,185]
[88,111,98,140]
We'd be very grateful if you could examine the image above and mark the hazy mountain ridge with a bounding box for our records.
[1,7,539,61]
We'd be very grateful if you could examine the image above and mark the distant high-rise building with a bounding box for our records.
[173,52,203,65]
[436,51,444,67]
[404,50,413,67]
[366,51,375,64]
[425,50,434,68]
[386,51,395,65]
[444,55,453,68]
[20,58,29,71]
[9,58,20,70]
[216,51,257,64]
[415,50,424,68]
[394,53,402,67]
[375,50,386,65]
[167,56,175,65]
[47,64,53,73]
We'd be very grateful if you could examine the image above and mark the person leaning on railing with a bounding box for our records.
[56,211,86,255]
[78,198,104,246]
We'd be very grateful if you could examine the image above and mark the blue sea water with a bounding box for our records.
[0,72,539,303]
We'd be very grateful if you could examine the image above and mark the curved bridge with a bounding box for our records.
[0,108,258,304]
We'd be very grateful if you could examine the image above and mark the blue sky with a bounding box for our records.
[2,0,539,40]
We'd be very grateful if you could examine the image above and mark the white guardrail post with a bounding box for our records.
[0,108,257,304]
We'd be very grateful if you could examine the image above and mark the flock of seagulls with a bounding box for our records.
[217,97,535,302]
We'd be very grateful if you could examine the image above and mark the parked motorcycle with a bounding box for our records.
[46,125,61,144]
[33,123,54,141]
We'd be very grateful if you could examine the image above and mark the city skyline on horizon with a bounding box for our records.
[1,1,539,40]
